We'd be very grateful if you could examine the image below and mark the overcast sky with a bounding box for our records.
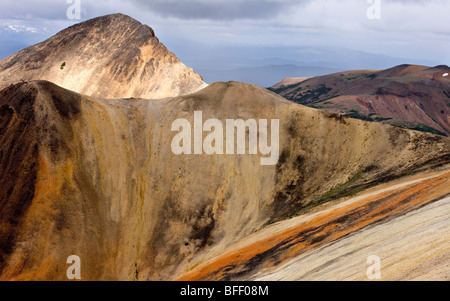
[1,0,449,71]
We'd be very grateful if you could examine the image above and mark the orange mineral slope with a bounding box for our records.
[178,169,450,281]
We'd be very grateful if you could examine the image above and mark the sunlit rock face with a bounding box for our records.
[1,80,448,280]
[0,14,207,99]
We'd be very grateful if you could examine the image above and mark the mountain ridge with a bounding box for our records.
[1,80,448,280]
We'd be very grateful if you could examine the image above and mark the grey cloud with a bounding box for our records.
[128,0,311,21]
[0,0,442,21]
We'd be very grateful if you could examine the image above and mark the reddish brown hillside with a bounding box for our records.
[270,64,450,136]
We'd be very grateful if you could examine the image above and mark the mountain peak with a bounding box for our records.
[0,14,206,99]
[62,13,155,39]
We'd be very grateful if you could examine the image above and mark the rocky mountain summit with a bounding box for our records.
[0,14,206,99]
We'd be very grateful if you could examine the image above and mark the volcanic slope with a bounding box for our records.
[0,80,449,280]
[270,64,450,136]
[0,14,206,99]
[179,169,450,281]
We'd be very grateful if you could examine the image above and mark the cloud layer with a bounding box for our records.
[129,0,308,20]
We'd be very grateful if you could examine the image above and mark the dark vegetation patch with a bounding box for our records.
[409,123,447,136]
[343,111,392,123]
[290,84,332,104]
[443,90,450,99]
[366,73,378,79]
[345,110,374,122]
[374,116,392,122]
[271,84,332,104]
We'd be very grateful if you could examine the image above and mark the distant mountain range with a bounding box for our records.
[270,64,450,136]
[169,43,440,87]
[198,65,341,87]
